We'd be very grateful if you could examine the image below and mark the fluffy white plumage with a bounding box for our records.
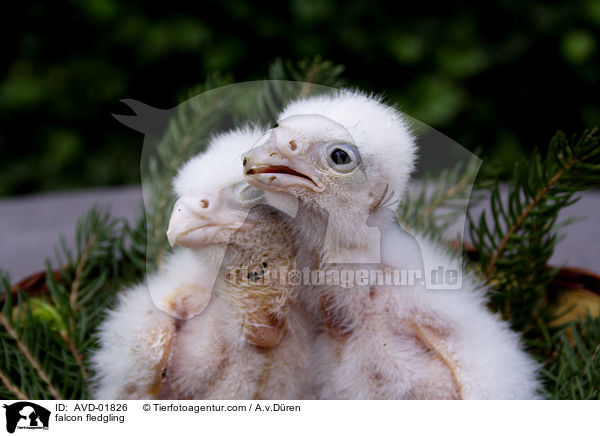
[92,127,263,399]
[243,90,541,399]
[163,126,315,399]
[95,90,540,400]
[93,125,314,399]
[91,248,199,399]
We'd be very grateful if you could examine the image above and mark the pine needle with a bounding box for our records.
[0,313,61,399]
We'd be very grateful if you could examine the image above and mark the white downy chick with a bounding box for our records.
[91,126,262,399]
[158,126,314,399]
[243,90,540,399]
[93,126,312,399]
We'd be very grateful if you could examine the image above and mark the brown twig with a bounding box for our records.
[423,175,472,216]
[0,367,27,400]
[486,128,598,277]
[67,238,94,385]
[0,313,61,399]
[70,238,93,311]
[485,156,577,277]
[582,342,600,378]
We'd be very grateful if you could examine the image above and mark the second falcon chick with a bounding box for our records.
[159,126,314,399]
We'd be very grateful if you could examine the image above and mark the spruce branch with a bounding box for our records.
[540,316,600,399]
[0,313,61,399]
[468,128,600,334]
[423,170,474,217]
[66,237,95,385]
[485,146,588,276]
[399,156,481,244]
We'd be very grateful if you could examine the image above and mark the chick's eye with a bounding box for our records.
[330,148,351,165]
[324,143,361,173]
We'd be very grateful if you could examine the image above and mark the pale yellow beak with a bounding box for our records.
[167,197,240,248]
[242,129,324,193]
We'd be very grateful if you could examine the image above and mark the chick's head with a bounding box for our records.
[167,126,265,249]
[243,91,416,225]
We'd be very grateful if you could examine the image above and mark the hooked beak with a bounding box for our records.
[242,131,324,193]
[167,197,244,248]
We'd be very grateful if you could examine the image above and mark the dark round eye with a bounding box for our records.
[324,143,361,173]
[330,148,351,165]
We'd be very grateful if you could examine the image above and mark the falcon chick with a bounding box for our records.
[243,91,540,399]
[93,126,312,399]
[157,126,314,399]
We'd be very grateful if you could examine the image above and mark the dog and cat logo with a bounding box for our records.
[2,402,50,433]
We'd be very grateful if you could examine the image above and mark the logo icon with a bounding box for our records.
[2,402,50,433]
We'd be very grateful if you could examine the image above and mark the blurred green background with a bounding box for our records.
[2,0,599,196]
